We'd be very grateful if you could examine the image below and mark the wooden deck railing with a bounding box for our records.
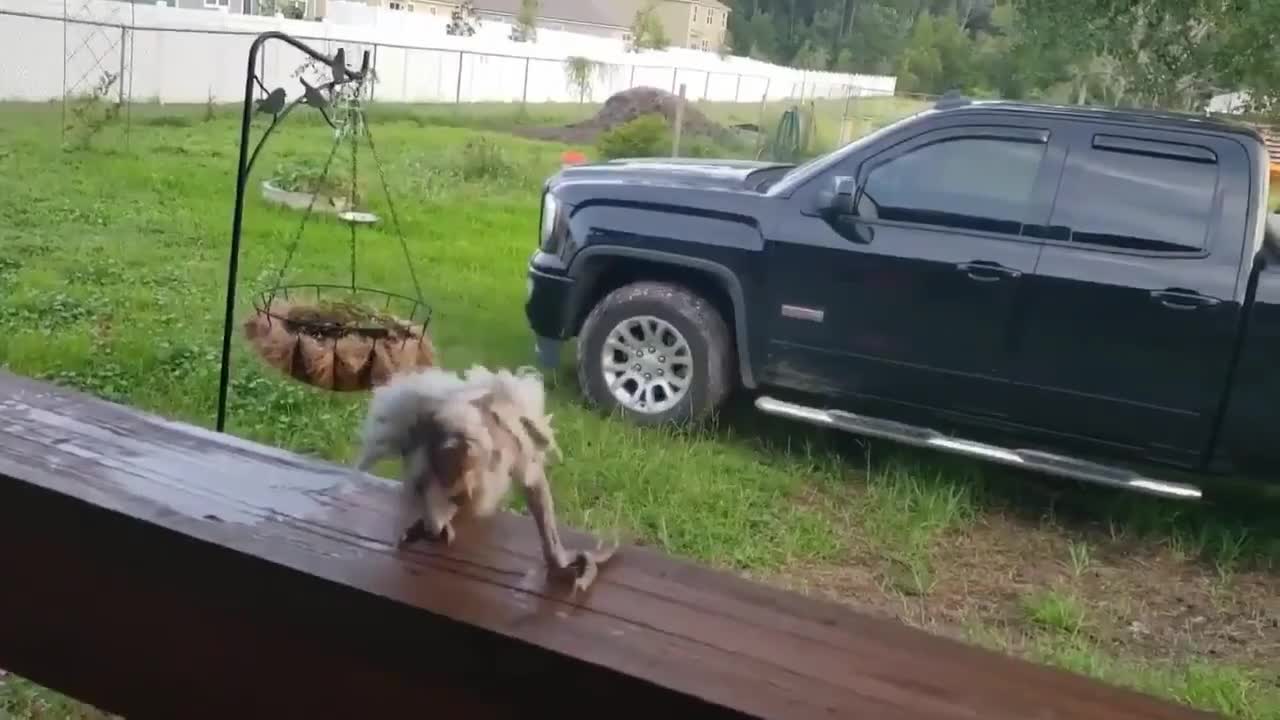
[0,369,1219,719]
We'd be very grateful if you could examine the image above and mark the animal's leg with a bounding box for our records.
[351,441,386,477]
[519,461,618,593]
[402,447,427,497]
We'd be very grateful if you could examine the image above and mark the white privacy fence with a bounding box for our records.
[0,0,897,105]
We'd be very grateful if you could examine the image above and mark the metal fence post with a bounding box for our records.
[670,67,677,94]
[401,47,409,102]
[118,25,126,106]
[629,64,636,90]
[455,50,464,105]
[702,71,710,101]
[369,43,378,102]
[672,83,686,157]
[521,56,530,107]
[734,73,741,103]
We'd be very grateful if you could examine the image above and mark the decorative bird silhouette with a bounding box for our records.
[299,77,336,128]
[255,87,287,116]
[330,48,348,85]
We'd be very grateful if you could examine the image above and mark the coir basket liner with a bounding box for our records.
[243,298,436,392]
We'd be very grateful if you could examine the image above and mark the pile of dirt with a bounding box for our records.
[521,86,731,145]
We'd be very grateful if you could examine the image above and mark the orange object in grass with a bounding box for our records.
[561,150,587,167]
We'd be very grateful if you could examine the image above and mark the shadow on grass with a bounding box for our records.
[626,383,1280,578]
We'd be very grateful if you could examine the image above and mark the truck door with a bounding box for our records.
[762,124,1060,418]
[1011,127,1250,466]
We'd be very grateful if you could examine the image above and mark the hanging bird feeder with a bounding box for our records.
[216,33,436,431]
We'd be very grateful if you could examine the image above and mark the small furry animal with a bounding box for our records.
[353,364,619,592]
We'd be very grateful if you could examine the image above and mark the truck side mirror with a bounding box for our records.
[820,175,858,217]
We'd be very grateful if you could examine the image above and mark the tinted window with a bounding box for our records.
[859,136,1047,234]
[1049,137,1219,253]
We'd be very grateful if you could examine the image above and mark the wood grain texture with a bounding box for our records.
[0,370,1219,719]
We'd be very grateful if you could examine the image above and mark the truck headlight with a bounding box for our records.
[540,191,560,251]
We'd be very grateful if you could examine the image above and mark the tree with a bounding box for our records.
[254,0,303,18]
[564,56,601,103]
[792,39,830,70]
[447,0,479,36]
[628,1,670,52]
[509,0,539,43]
[714,0,1280,117]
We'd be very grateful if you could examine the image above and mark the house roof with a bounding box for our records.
[473,0,730,29]
[671,0,730,10]
[473,0,629,28]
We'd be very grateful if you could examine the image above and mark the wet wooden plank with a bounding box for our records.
[0,370,1219,719]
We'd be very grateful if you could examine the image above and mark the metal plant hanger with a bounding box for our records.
[216,32,434,433]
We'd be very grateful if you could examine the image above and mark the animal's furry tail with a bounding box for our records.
[351,364,557,474]
[353,366,469,473]
[461,365,560,461]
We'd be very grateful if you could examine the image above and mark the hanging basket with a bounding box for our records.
[243,284,436,392]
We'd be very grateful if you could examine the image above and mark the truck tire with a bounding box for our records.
[576,281,734,426]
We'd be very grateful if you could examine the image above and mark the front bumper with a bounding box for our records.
[525,254,575,370]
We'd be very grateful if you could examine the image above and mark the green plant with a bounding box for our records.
[564,56,601,103]
[456,136,514,181]
[628,0,669,52]
[509,0,538,42]
[64,70,122,151]
[1023,589,1088,636]
[447,0,479,36]
[684,138,736,158]
[272,161,366,203]
[597,114,671,159]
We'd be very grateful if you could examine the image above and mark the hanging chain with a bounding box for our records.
[362,119,424,305]
[262,51,426,315]
[267,126,344,302]
[347,88,359,292]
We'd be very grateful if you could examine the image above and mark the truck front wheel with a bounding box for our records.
[576,281,734,425]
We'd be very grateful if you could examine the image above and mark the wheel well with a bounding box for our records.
[572,257,738,345]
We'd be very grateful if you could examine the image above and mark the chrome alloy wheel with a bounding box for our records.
[599,315,693,414]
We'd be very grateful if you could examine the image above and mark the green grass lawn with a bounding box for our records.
[1,100,1279,719]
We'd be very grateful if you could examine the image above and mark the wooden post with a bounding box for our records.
[754,90,768,159]
[839,85,854,145]
[672,83,686,157]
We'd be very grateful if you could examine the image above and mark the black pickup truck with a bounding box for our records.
[525,96,1280,500]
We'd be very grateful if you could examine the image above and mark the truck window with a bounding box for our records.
[1049,135,1219,254]
[859,136,1047,235]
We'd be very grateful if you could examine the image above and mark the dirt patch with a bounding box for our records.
[754,510,1280,675]
[518,86,731,146]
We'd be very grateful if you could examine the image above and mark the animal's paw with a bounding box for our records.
[559,541,621,593]
[396,519,454,548]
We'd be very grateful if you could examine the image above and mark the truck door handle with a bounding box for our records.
[955,261,1021,282]
[1149,288,1221,310]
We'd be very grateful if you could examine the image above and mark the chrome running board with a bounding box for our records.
[754,395,1202,501]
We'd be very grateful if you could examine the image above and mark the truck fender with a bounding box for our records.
[566,246,757,389]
